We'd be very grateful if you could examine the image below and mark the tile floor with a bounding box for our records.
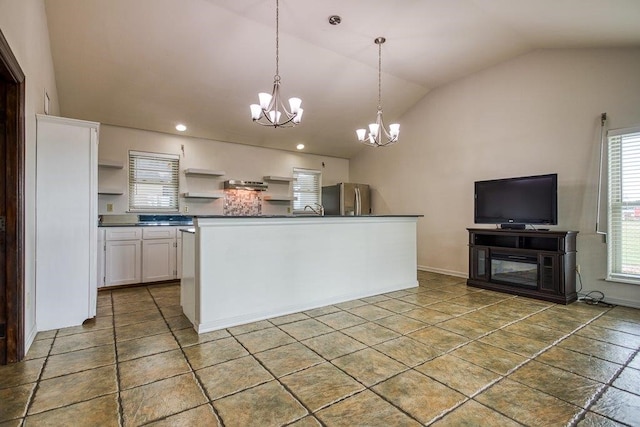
[1,271,640,426]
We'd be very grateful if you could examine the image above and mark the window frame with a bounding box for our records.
[292,168,322,213]
[128,150,180,212]
[607,126,640,285]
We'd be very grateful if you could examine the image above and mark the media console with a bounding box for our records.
[467,228,577,304]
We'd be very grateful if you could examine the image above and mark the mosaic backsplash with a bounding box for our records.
[223,190,262,216]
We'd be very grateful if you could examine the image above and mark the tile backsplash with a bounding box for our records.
[223,190,262,216]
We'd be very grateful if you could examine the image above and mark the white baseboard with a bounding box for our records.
[25,324,38,356]
[417,265,467,279]
[590,296,640,309]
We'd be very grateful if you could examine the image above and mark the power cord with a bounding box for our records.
[576,268,614,307]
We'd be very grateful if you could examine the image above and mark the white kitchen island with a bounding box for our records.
[180,215,421,333]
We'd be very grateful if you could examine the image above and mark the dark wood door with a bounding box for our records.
[0,28,26,364]
[0,77,7,363]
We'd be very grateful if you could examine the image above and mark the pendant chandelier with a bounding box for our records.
[356,37,399,146]
[250,0,303,128]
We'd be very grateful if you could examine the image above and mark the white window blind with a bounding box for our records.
[608,128,640,285]
[129,151,179,212]
[293,168,321,212]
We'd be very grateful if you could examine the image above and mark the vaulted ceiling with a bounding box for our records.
[44,0,640,158]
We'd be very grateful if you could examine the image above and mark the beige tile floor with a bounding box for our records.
[1,271,640,426]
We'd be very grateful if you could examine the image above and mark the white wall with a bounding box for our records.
[98,125,350,216]
[351,48,640,308]
[0,0,61,350]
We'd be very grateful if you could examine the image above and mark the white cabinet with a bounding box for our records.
[177,232,183,279]
[142,227,177,282]
[97,229,105,288]
[36,115,99,331]
[104,227,142,286]
[102,226,182,286]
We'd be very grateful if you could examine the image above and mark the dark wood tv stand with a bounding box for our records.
[467,228,578,304]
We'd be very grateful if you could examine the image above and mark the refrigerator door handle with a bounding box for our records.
[355,186,362,216]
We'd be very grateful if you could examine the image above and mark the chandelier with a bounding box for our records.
[356,37,400,146]
[250,0,303,128]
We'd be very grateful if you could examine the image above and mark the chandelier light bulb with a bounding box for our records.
[259,93,272,109]
[356,129,366,141]
[250,104,262,120]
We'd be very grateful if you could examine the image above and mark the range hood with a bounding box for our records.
[223,180,268,191]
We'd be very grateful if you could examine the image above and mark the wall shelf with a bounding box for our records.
[184,168,226,177]
[182,192,223,199]
[263,176,293,182]
[98,189,124,195]
[98,159,124,169]
[263,195,294,202]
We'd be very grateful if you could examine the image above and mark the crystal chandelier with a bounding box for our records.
[356,37,400,146]
[250,0,303,128]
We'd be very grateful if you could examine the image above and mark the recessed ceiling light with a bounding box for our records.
[296,144,305,150]
[175,124,187,132]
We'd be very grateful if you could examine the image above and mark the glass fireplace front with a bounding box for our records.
[490,252,538,289]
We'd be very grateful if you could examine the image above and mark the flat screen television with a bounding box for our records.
[474,173,557,229]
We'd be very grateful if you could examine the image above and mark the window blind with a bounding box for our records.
[608,128,640,285]
[292,168,321,212]
[129,151,179,212]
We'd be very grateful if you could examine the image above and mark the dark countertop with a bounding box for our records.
[98,214,423,226]
[99,214,193,227]
[193,214,423,219]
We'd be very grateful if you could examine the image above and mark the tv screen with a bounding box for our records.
[474,173,558,226]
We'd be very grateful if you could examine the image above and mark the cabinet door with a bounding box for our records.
[142,239,177,282]
[97,230,105,288]
[105,240,142,286]
[538,253,560,294]
[470,247,489,281]
[176,236,183,279]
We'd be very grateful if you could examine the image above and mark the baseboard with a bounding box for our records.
[25,324,38,356]
[417,265,467,279]
[588,296,640,309]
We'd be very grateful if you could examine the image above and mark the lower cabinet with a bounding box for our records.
[105,240,142,286]
[142,239,177,282]
[102,226,182,287]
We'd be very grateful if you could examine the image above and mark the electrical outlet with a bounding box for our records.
[287,207,291,213]
[184,205,189,213]
[106,203,113,212]
[576,264,581,274]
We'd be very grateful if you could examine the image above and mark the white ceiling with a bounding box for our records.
[44,0,640,159]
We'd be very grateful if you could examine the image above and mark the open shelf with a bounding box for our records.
[98,189,124,195]
[98,159,124,169]
[184,168,226,177]
[263,176,293,182]
[263,195,294,202]
[182,192,223,199]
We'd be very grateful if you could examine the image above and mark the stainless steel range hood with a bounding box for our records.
[223,180,268,191]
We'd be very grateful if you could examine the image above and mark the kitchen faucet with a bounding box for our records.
[304,203,324,216]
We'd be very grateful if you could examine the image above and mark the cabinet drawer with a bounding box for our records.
[105,227,142,241]
[142,227,177,240]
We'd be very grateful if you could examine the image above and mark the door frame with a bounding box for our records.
[0,28,26,364]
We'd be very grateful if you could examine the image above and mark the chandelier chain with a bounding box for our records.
[275,0,280,78]
[378,41,382,110]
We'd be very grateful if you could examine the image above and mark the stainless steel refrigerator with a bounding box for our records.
[322,183,371,215]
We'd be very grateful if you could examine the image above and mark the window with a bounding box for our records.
[607,127,640,284]
[129,151,179,211]
[292,168,321,212]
